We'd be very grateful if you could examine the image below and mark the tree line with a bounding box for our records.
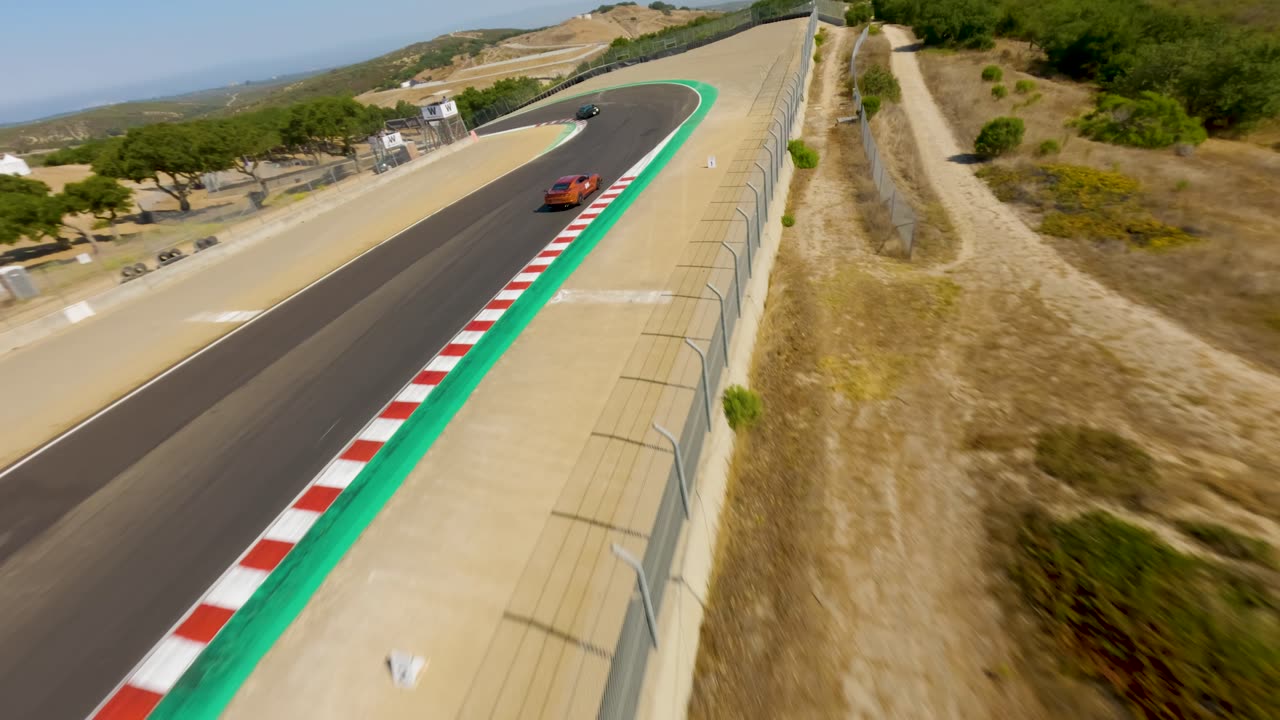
[1,95,422,249]
[872,0,1280,133]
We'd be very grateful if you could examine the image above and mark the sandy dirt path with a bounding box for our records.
[883,25,1280,458]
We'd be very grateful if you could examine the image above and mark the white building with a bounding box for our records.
[0,153,32,176]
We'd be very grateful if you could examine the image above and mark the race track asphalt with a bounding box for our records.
[0,83,699,719]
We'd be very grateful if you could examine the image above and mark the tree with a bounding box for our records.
[0,174,117,252]
[281,96,383,160]
[846,3,873,26]
[0,176,61,246]
[209,115,282,196]
[1075,92,1208,149]
[60,175,133,243]
[913,0,999,49]
[93,122,230,212]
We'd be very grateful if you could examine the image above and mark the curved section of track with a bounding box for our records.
[0,84,698,720]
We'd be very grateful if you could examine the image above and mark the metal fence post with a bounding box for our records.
[733,207,755,270]
[705,282,730,361]
[762,142,776,186]
[747,169,762,222]
[684,338,713,432]
[720,241,744,315]
[653,423,690,517]
[750,162,770,210]
[611,544,659,648]
[768,122,784,171]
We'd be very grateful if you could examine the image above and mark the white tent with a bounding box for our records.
[0,153,31,177]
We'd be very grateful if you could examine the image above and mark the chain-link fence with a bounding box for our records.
[849,24,917,257]
[596,8,821,719]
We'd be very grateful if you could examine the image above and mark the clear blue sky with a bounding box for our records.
[0,0,601,124]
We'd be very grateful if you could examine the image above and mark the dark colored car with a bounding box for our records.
[576,103,600,120]
[543,173,601,209]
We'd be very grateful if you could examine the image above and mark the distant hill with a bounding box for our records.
[1,6,719,154]
[357,5,719,108]
[0,30,523,154]
[0,72,317,153]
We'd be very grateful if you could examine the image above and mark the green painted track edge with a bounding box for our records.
[150,78,717,719]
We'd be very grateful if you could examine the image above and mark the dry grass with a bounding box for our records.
[688,236,846,720]
[694,24,1280,720]
[918,40,1280,373]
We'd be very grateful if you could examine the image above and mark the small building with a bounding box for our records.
[0,153,32,177]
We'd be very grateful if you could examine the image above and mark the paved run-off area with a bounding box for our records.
[0,128,561,470]
[220,19,810,720]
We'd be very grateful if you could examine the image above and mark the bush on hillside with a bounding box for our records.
[846,2,872,25]
[974,117,1024,157]
[781,214,795,227]
[981,65,1003,82]
[910,0,998,48]
[1015,79,1037,94]
[1075,92,1208,149]
[1036,139,1060,156]
[858,65,901,102]
[991,84,1009,99]
[788,139,819,168]
[1014,510,1280,720]
[861,95,882,119]
[723,385,764,430]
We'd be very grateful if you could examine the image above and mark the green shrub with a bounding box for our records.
[1076,92,1208,149]
[1034,425,1155,507]
[981,65,1003,82]
[974,117,1024,157]
[858,65,901,103]
[1014,79,1037,94]
[861,95,882,119]
[1036,139,1060,156]
[815,29,828,46]
[722,385,764,430]
[991,84,1008,99]
[788,139,819,169]
[781,214,795,227]
[1014,510,1280,720]
[813,50,823,64]
[845,3,872,25]
[1176,520,1275,568]
[868,23,882,35]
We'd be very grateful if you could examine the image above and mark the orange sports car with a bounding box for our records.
[543,173,601,209]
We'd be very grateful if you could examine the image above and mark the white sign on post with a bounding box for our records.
[388,650,427,689]
[707,155,717,169]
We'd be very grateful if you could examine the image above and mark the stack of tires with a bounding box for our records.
[157,248,185,267]
[120,263,149,282]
